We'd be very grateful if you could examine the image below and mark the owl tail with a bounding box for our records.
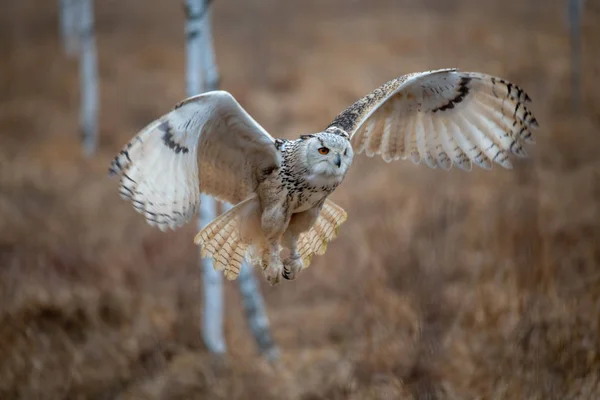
[193,197,259,281]
[297,199,348,269]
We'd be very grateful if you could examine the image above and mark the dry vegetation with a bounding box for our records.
[1,0,600,399]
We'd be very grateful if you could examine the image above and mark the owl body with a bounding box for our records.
[230,130,353,284]
[109,69,539,285]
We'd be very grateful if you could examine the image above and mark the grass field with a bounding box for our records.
[1,0,599,398]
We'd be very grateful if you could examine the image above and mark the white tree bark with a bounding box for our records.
[59,0,99,156]
[79,0,99,156]
[59,0,81,56]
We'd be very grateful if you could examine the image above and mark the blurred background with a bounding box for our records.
[1,0,599,399]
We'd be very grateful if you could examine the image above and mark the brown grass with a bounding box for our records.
[1,0,600,398]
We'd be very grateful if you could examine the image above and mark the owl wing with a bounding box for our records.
[109,90,281,231]
[327,69,539,170]
[297,199,348,269]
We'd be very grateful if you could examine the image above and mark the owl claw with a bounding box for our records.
[282,255,303,281]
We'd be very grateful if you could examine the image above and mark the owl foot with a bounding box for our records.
[282,255,303,280]
[262,252,282,286]
[263,261,282,286]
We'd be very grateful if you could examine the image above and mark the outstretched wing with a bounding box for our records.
[109,90,280,231]
[327,69,539,170]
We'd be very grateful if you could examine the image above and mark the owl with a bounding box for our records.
[109,69,538,285]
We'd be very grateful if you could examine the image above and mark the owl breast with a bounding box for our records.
[292,187,330,212]
[282,172,341,213]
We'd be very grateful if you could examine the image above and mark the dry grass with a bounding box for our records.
[1,0,599,398]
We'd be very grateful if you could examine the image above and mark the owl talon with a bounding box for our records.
[282,256,303,280]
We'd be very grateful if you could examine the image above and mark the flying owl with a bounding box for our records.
[109,68,538,285]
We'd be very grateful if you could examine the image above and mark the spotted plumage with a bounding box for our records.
[275,133,347,213]
[109,68,539,285]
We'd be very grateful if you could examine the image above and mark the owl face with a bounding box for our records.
[304,132,354,179]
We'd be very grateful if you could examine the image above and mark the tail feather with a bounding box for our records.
[194,199,251,280]
[297,199,348,268]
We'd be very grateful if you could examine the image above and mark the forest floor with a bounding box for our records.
[1,0,600,399]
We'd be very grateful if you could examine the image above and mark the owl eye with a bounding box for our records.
[318,147,330,155]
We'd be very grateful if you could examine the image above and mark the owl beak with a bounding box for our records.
[334,153,341,168]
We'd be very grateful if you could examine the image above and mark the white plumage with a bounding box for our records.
[110,69,539,285]
[334,69,536,170]
[110,91,280,231]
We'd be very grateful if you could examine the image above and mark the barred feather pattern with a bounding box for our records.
[328,69,539,171]
[193,198,347,279]
[193,202,249,280]
[297,199,348,269]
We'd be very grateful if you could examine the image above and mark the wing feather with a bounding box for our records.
[109,90,280,231]
[415,113,436,168]
[427,115,451,170]
[355,118,375,155]
[365,101,390,157]
[297,199,347,269]
[384,100,406,161]
[448,118,476,171]
[457,114,495,169]
[436,117,463,169]
[404,116,419,163]
[380,112,395,162]
[327,69,538,170]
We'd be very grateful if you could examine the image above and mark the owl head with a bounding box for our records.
[301,130,354,179]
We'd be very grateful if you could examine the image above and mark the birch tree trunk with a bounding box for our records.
[58,0,99,156]
[79,0,99,156]
[185,0,278,360]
